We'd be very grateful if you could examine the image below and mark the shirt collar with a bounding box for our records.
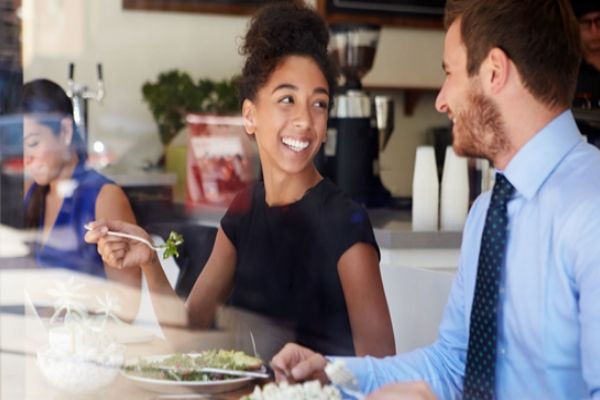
[503,110,582,200]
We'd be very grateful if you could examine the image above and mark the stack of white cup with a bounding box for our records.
[412,145,470,232]
[412,146,440,231]
[440,146,469,231]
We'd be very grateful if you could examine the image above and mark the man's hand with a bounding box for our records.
[270,343,329,384]
[366,382,436,400]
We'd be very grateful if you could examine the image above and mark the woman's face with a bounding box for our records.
[243,55,330,178]
[23,115,73,185]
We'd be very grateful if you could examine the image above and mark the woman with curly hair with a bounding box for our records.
[86,1,394,357]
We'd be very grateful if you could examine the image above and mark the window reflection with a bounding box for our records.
[0,2,405,399]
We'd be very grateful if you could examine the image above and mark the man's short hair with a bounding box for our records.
[445,0,581,108]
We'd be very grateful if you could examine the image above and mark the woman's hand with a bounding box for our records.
[84,219,155,270]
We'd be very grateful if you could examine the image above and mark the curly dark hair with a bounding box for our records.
[237,1,337,104]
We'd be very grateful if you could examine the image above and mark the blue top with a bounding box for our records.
[339,110,600,399]
[25,162,113,278]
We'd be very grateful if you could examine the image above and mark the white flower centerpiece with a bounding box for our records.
[37,278,126,395]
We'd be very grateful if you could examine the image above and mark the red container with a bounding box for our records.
[186,113,258,207]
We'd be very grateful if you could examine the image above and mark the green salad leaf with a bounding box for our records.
[160,231,184,260]
[123,350,263,382]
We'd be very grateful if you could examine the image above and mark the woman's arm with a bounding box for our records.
[338,242,395,357]
[95,184,142,321]
[96,184,141,291]
[86,217,236,336]
[86,217,190,331]
[185,229,237,329]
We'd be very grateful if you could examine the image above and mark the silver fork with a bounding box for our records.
[250,330,260,360]
[84,223,163,251]
[249,330,271,378]
[250,330,293,381]
[325,360,365,400]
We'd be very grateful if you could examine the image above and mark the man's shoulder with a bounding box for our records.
[551,142,600,194]
[540,143,600,224]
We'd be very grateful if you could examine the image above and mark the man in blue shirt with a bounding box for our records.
[271,0,600,399]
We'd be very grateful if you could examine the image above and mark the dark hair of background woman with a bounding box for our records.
[236,1,338,105]
[22,79,86,229]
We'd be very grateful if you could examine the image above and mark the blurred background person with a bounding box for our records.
[22,79,141,313]
[572,0,600,146]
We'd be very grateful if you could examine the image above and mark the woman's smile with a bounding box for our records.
[281,136,311,152]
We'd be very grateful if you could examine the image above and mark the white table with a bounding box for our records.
[0,268,257,399]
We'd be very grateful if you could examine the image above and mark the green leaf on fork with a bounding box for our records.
[161,231,184,260]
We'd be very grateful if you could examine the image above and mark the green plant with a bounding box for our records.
[142,70,239,146]
[196,78,239,115]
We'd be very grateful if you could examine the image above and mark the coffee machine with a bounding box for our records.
[67,62,105,153]
[318,24,393,207]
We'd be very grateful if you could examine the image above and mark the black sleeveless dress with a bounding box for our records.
[220,178,379,355]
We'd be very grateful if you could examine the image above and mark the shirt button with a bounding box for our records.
[499,286,505,295]
[499,347,507,356]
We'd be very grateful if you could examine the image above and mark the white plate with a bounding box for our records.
[122,354,255,394]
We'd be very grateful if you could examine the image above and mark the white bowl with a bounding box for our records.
[37,345,124,395]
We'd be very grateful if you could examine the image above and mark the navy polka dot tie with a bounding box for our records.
[463,173,514,400]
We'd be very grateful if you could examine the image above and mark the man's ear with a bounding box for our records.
[483,47,510,95]
[242,99,256,136]
[60,117,74,146]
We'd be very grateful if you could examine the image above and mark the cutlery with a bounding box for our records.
[151,365,269,380]
[84,223,162,251]
[197,367,269,379]
[325,360,365,400]
[153,395,227,400]
[248,330,292,381]
[249,330,259,360]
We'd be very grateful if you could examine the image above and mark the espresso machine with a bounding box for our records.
[66,62,105,153]
[317,24,393,207]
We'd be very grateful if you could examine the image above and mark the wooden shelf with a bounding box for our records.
[122,0,263,16]
[324,13,443,30]
[316,0,444,30]
[364,85,439,116]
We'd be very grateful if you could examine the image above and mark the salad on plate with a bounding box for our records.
[122,350,264,394]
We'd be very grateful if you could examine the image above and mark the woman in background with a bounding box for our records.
[23,79,141,304]
[86,2,394,357]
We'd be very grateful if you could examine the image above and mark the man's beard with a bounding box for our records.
[584,38,600,52]
[452,84,509,163]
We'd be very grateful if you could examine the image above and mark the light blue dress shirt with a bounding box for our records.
[340,110,600,399]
